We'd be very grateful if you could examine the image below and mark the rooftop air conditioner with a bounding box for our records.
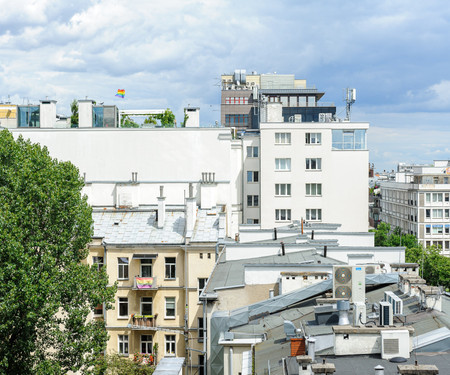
[380,330,410,359]
[333,266,365,303]
[379,301,393,326]
[384,291,403,315]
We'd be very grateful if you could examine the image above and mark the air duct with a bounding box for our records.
[337,300,350,325]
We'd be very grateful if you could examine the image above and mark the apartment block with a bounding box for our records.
[380,160,450,255]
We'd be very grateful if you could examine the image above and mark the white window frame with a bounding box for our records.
[140,259,152,277]
[165,297,176,319]
[275,158,291,171]
[432,193,443,203]
[432,226,443,235]
[141,334,153,354]
[306,183,322,196]
[305,132,322,144]
[247,195,259,207]
[118,257,129,280]
[198,278,208,296]
[247,171,259,183]
[275,183,291,196]
[118,297,128,319]
[306,209,322,221]
[246,218,259,224]
[165,335,176,356]
[118,334,129,355]
[275,209,291,221]
[92,256,104,271]
[165,257,176,279]
[246,146,259,158]
[306,158,322,170]
[426,193,431,204]
[432,209,443,219]
[141,297,153,316]
[275,132,291,144]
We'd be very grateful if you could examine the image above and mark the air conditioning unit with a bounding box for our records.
[384,291,403,315]
[353,302,367,326]
[333,266,366,303]
[380,330,410,359]
[379,301,393,326]
[363,264,382,274]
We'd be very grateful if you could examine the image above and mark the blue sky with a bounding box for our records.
[1,0,449,171]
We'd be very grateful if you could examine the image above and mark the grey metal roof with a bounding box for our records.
[191,209,225,243]
[93,210,185,244]
[205,250,343,293]
[153,357,185,375]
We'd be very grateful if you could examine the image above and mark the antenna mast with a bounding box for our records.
[344,88,356,121]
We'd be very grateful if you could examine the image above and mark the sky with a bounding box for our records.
[1,0,450,171]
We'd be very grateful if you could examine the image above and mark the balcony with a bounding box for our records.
[131,314,157,330]
[133,276,158,290]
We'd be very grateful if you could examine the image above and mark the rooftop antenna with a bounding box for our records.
[344,88,356,121]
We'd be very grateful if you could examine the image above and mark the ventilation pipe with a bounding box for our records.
[274,228,277,240]
[337,300,350,325]
[185,183,196,233]
[269,289,274,299]
[374,365,385,375]
[281,241,285,256]
[157,186,166,228]
[311,230,314,240]
[323,246,328,258]
[307,337,316,362]
[229,347,233,375]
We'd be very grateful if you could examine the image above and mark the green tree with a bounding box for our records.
[0,130,116,374]
[93,354,155,375]
[70,99,79,128]
[180,110,189,128]
[143,115,157,126]
[121,114,140,128]
[156,109,176,127]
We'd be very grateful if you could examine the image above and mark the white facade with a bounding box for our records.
[380,160,450,255]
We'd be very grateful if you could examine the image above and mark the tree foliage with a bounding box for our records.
[0,130,116,374]
[371,221,450,290]
[120,115,140,128]
[70,99,79,127]
[92,354,155,375]
[143,109,176,128]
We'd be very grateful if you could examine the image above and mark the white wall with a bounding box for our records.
[314,232,374,247]
[244,265,333,285]
[225,244,316,261]
[326,247,404,265]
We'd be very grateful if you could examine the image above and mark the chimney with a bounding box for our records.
[311,230,314,240]
[307,337,316,362]
[323,246,327,258]
[274,228,277,240]
[157,185,166,228]
[39,99,57,128]
[185,183,196,233]
[78,99,94,127]
[281,241,285,256]
[269,289,274,299]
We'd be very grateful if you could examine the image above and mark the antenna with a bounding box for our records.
[344,88,356,121]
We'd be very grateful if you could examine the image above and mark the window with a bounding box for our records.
[18,106,40,127]
[275,132,291,144]
[445,193,449,202]
[118,335,129,355]
[94,304,103,315]
[275,209,291,221]
[426,209,431,218]
[275,158,291,171]
[445,209,449,219]
[208,253,211,259]
[247,195,259,207]
[432,209,443,219]
[306,158,321,170]
[445,226,449,234]
[432,193,443,203]
[141,335,153,354]
[434,177,439,184]
[246,146,259,158]
[165,297,175,318]
[305,133,321,144]
[306,183,322,196]
[93,256,104,271]
[118,257,129,280]
[426,193,431,203]
[275,183,291,196]
[246,218,259,224]
[198,278,208,295]
[225,97,248,105]
[225,114,249,125]
[141,259,152,277]
[165,335,176,356]
[247,171,259,182]
[165,257,176,279]
[332,129,366,150]
[426,226,431,234]
[198,317,204,342]
[433,226,443,234]
[141,297,153,316]
[199,355,205,375]
[306,209,322,221]
[199,253,203,259]
[118,297,128,318]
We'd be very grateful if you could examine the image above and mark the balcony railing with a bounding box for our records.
[131,314,157,329]
[133,276,158,290]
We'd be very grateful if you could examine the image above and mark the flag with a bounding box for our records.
[135,277,154,289]
[115,89,125,98]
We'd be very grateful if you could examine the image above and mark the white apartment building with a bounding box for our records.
[380,160,450,255]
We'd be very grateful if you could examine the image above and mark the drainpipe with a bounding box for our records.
[203,300,207,375]
[184,242,189,372]
[229,346,233,375]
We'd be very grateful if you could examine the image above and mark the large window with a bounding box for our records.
[306,158,322,170]
[93,256,104,271]
[332,130,366,150]
[165,297,175,318]
[198,278,208,295]
[305,133,321,144]
[118,335,129,355]
[306,209,322,221]
[118,297,128,318]
[118,257,129,280]
[165,335,176,356]
[433,225,443,234]
[141,297,153,316]
[18,106,40,128]
[141,259,152,277]
[275,158,291,171]
[432,209,443,219]
[247,195,259,207]
[275,183,291,196]
[247,171,259,182]
[165,257,176,279]
[225,97,249,105]
[432,193,443,203]
[275,132,291,144]
[141,335,153,354]
[306,183,322,196]
[246,146,259,158]
[225,114,249,125]
[275,209,291,221]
